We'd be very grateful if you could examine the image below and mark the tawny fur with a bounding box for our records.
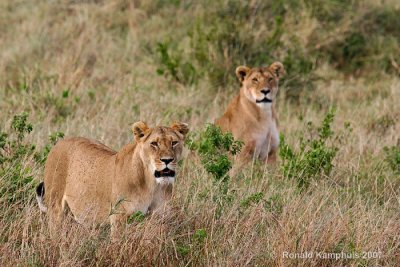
[215,62,285,164]
[39,122,189,237]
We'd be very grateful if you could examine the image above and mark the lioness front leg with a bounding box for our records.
[148,184,172,215]
[110,213,127,241]
[229,142,255,177]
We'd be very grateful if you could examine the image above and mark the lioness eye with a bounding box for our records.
[172,141,178,147]
[268,77,274,82]
[150,141,158,147]
[252,77,258,83]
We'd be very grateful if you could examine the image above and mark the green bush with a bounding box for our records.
[0,112,64,207]
[187,124,242,216]
[0,113,36,206]
[186,124,242,182]
[279,108,339,188]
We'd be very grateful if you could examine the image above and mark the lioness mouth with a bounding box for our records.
[154,168,175,178]
[256,97,272,103]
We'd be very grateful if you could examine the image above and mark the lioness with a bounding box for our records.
[215,62,285,164]
[36,121,189,236]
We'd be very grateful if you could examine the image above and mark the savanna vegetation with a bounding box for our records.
[0,0,399,266]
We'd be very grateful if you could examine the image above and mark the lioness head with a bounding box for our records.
[132,121,189,185]
[236,62,285,107]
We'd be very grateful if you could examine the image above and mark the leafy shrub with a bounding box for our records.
[383,145,400,174]
[0,112,64,207]
[0,113,36,206]
[279,108,339,188]
[187,124,242,215]
[186,124,242,182]
[0,112,34,164]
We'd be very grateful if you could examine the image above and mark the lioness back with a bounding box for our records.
[44,137,117,223]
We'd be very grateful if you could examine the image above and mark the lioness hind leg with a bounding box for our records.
[48,195,67,237]
[48,204,63,237]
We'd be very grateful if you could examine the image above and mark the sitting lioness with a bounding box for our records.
[36,121,189,237]
[215,62,285,164]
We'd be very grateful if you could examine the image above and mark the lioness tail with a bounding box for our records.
[36,182,47,212]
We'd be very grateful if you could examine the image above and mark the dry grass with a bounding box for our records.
[1,0,399,266]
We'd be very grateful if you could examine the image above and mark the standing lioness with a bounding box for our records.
[36,121,189,236]
[216,62,285,164]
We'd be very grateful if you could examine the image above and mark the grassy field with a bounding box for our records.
[1,0,399,266]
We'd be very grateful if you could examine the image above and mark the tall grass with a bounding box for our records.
[0,0,399,266]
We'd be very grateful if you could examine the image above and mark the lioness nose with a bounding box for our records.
[161,158,174,165]
[261,89,270,95]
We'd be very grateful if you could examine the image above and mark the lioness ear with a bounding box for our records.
[132,121,149,142]
[269,62,285,79]
[235,66,250,82]
[171,122,189,137]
